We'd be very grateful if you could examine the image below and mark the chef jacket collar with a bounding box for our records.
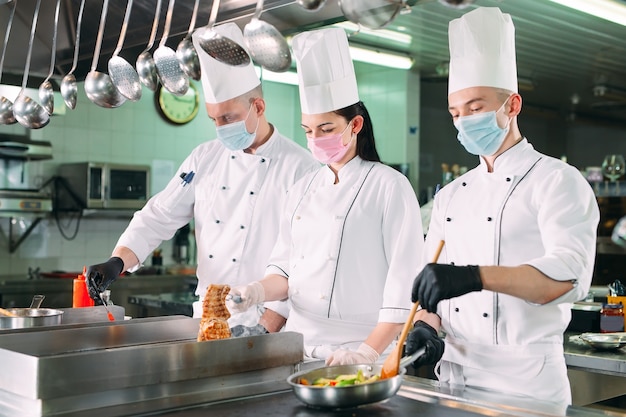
[320,155,364,184]
[478,137,530,173]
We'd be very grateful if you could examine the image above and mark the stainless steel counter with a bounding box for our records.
[0,315,624,416]
[565,332,626,376]
[564,331,626,406]
[148,374,620,417]
[0,317,304,417]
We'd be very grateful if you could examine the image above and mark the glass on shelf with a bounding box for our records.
[601,154,626,196]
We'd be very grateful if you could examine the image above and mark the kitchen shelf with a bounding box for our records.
[593,181,626,197]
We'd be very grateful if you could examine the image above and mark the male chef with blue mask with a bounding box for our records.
[405,7,599,406]
[85,23,319,333]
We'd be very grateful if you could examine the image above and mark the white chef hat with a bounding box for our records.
[448,7,518,95]
[191,22,260,104]
[292,28,359,114]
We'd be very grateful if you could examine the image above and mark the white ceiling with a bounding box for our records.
[364,0,626,125]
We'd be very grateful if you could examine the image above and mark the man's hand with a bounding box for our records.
[226,282,265,313]
[412,263,483,312]
[325,343,379,366]
[85,257,124,302]
[405,321,445,367]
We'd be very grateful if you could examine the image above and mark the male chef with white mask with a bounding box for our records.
[405,7,600,405]
[85,23,319,333]
[227,28,425,365]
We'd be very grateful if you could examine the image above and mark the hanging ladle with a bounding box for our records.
[136,0,162,91]
[108,0,142,101]
[243,0,292,72]
[38,0,61,115]
[196,0,251,67]
[0,0,17,125]
[13,0,50,129]
[175,0,201,81]
[153,0,189,95]
[84,0,126,108]
[60,0,85,110]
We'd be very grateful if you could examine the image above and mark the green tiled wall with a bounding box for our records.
[0,62,417,275]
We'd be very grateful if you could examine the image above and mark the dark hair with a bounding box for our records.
[333,101,381,162]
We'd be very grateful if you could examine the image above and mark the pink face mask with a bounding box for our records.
[307,122,354,164]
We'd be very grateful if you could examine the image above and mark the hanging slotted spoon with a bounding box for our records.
[13,0,50,129]
[175,0,201,81]
[196,0,251,67]
[84,0,127,108]
[60,0,85,110]
[153,0,189,96]
[0,0,17,125]
[108,0,142,101]
[136,0,162,91]
[38,0,61,115]
[243,0,291,72]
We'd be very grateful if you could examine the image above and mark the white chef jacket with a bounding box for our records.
[425,139,599,404]
[116,127,319,325]
[266,157,425,358]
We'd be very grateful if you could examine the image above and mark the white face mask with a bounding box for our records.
[216,104,258,151]
[453,96,512,156]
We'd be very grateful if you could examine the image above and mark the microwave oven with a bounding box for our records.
[57,162,150,210]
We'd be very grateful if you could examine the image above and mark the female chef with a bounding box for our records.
[227,27,425,365]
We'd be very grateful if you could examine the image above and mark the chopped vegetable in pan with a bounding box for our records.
[299,369,380,387]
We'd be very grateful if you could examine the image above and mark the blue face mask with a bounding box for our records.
[216,104,258,151]
[453,97,512,156]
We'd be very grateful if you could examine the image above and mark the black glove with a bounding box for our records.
[85,257,124,303]
[412,263,483,313]
[405,320,445,367]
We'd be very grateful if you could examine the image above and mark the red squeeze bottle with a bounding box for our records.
[73,267,95,308]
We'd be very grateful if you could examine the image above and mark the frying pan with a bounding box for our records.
[0,295,63,329]
[287,347,425,408]
[0,308,63,329]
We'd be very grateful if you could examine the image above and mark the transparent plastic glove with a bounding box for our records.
[230,323,268,337]
[325,343,379,366]
[226,281,265,314]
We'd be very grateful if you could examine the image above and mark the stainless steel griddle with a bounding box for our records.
[0,317,303,416]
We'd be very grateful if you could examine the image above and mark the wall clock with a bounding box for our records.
[155,83,200,125]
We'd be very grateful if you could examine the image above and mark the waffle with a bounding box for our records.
[197,317,232,341]
[197,284,232,342]
[202,283,232,321]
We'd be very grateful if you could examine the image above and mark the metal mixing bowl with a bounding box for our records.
[580,332,626,350]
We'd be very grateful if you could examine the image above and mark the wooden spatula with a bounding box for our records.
[380,239,445,379]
